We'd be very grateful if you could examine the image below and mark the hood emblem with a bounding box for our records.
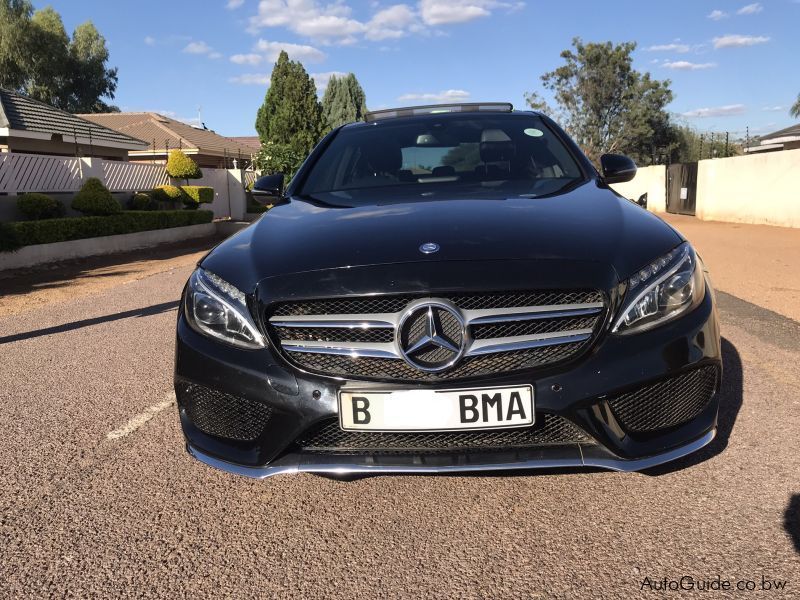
[419,242,440,254]
[397,301,466,373]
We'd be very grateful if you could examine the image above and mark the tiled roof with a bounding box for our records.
[230,136,262,150]
[0,88,148,148]
[79,112,257,158]
[759,123,800,142]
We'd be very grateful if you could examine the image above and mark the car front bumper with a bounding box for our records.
[174,282,722,479]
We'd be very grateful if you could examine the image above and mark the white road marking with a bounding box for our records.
[107,393,176,440]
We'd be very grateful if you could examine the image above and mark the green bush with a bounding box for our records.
[0,222,21,252]
[3,210,213,250]
[180,185,214,209]
[130,192,157,211]
[151,185,185,202]
[166,149,202,180]
[16,193,66,220]
[71,177,121,216]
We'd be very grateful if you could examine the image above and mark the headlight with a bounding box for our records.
[613,242,705,335]
[184,268,266,349]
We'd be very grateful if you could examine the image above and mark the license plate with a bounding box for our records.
[339,385,534,431]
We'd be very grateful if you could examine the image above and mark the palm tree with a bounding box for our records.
[792,94,800,119]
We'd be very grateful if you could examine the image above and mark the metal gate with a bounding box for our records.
[666,163,698,215]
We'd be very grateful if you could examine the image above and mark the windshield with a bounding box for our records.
[299,114,585,200]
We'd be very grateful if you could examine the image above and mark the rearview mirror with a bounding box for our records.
[600,154,637,184]
[251,173,285,204]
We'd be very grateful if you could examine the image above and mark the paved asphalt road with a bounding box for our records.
[1,233,799,598]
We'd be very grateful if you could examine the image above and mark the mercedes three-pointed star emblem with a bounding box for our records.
[397,300,467,373]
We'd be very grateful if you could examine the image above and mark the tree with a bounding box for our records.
[791,94,800,119]
[0,1,118,112]
[255,51,323,161]
[166,150,203,183]
[321,73,368,132]
[525,38,675,166]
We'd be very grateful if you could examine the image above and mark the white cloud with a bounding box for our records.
[209,52,223,59]
[663,60,717,70]
[246,0,524,43]
[254,39,326,62]
[144,35,156,46]
[227,0,245,8]
[311,70,347,92]
[183,41,213,54]
[230,53,263,65]
[645,43,690,53]
[397,89,471,103]
[707,9,728,20]
[713,34,770,48]
[229,73,272,85]
[737,3,763,15]
[762,105,785,112]
[682,104,746,118]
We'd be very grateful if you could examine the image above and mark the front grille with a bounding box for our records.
[608,366,719,433]
[267,290,606,382]
[296,413,592,454]
[179,382,272,441]
[294,343,588,381]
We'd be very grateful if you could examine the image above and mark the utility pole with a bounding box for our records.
[725,132,729,157]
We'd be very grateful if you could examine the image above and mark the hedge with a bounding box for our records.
[17,193,66,220]
[1,210,214,251]
[72,177,122,216]
[181,185,214,208]
[166,149,202,180]
[130,192,158,211]
[152,185,184,202]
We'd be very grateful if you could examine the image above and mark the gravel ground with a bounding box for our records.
[1,228,798,598]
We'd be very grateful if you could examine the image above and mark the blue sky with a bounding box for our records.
[39,0,800,137]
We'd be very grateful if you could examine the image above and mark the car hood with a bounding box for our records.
[201,180,683,292]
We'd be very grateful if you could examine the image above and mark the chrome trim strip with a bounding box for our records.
[466,330,593,356]
[186,429,716,479]
[269,313,399,326]
[270,319,395,329]
[468,306,602,325]
[282,341,399,359]
[462,302,604,324]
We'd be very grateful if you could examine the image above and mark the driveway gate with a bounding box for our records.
[666,163,698,215]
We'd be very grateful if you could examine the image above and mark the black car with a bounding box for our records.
[174,103,721,478]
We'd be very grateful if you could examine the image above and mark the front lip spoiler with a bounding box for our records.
[187,428,716,479]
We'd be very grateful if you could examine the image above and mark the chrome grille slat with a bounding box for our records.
[267,291,606,381]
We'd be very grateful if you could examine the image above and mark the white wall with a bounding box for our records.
[610,165,667,213]
[696,149,800,228]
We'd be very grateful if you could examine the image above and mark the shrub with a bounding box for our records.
[130,192,157,211]
[71,177,121,216]
[166,149,202,180]
[180,185,214,209]
[3,210,214,251]
[0,222,21,252]
[151,185,185,203]
[16,193,66,220]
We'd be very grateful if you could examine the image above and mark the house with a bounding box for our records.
[79,112,257,168]
[744,123,800,154]
[229,136,261,151]
[0,88,148,159]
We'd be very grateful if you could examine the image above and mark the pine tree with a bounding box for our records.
[321,73,368,132]
[254,51,322,157]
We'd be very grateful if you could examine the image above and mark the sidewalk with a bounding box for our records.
[660,213,800,323]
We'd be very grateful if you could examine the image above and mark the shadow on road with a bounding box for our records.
[785,494,800,554]
[0,300,178,345]
[643,337,744,476]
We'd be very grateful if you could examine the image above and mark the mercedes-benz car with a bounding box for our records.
[174,103,722,479]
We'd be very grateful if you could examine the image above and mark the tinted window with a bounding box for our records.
[300,114,584,198]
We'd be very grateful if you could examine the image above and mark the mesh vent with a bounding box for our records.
[180,382,272,441]
[608,366,719,433]
[296,413,592,454]
[449,290,602,310]
[271,296,411,316]
[287,341,588,381]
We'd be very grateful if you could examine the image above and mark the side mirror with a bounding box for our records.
[600,154,637,184]
[636,193,648,209]
[251,173,285,204]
